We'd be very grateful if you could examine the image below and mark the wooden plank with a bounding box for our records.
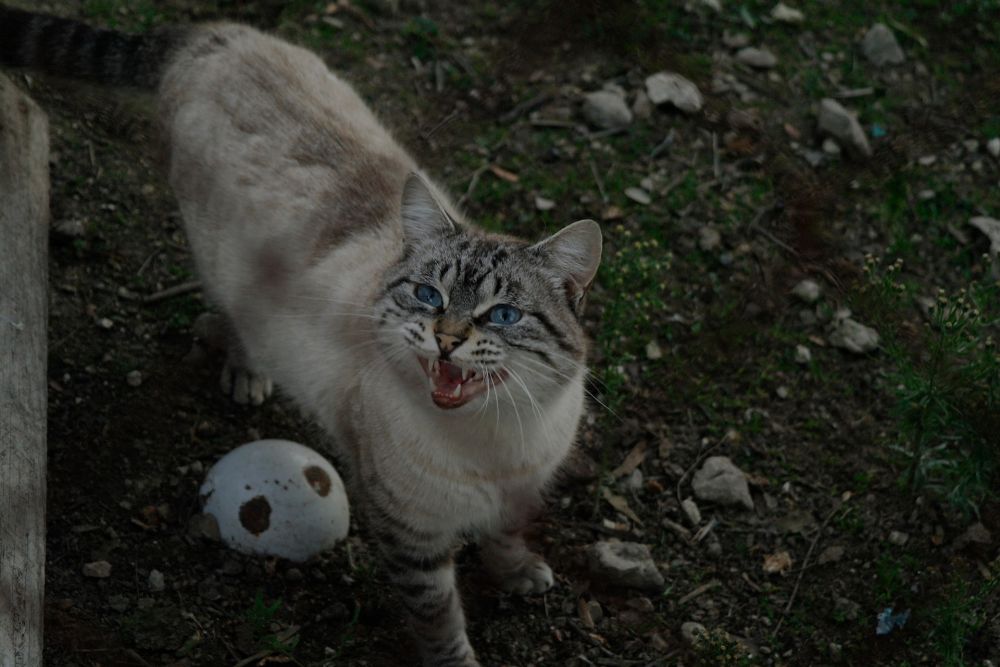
[0,73,50,667]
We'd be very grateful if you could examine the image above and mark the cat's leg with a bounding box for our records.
[480,527,554,596]
[369,506,479,666]
[193,312,273,405]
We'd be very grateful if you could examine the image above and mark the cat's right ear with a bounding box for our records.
[400,172,455,244]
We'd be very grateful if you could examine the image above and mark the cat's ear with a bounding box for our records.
[400,172,455,243]
[532,219,603,291]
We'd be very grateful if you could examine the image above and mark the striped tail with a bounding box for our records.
[0,5,183,89]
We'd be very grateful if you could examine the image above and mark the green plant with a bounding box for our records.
[929,573,1000,666]
[245,590,298,655]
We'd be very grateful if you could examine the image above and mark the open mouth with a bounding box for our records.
[417,357,508,409]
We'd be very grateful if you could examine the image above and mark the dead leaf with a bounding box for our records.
[578,598,595,629]
[488,164,520,182]
[601,205,624,221]
[762,550,793,575]
[611,441,647,478]
[602,487,643,525]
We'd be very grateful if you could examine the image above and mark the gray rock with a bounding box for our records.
[862,24,905,67]
[681,621,708,646]
[645,72,703,113]
[818,98,872,157]
[737,47,778,69]
[587,599,604,624]
[625,187,651,205]
[794,344,812,364]
[771,2,804,23]
[988,137,1000,158]
[833,596,860,622]
[692,456,754,510]
[888,530,909,546]
[723,31,751,49]
[126,370,143,387]
[818,545,845,564]
[829,316,880,353]
[822,138,842,155]
[681,498,702,526]
[83,560,112,578]
[631,90,653,119]
[108,595,130,612]
[148,569,165,592]
[970,216,1000,257]
[582,90,633,129]
[792,278,822,303]
[699,225,721,251]
[54,219,86,238]
[535,196,555,211]
[587,541,665,591]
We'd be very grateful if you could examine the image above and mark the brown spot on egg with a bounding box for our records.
[304,466,331,497]
[239,495,271,535]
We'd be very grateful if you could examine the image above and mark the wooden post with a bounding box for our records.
[0,73,50,667]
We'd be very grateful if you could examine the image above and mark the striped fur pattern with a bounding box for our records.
[1,10,603,665]
[0,5,182,88]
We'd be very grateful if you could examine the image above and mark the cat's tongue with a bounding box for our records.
[426,359,474,409]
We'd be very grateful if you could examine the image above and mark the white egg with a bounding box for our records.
[200,439,349,562]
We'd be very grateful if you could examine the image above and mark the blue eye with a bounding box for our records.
[414,284,443,308]
[489,304,522,325]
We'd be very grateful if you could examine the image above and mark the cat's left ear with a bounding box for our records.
[532,219,603,292]
[400,172,456,244]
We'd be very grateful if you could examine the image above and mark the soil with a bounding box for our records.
[7,0,1000,665]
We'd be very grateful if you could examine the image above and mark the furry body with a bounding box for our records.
[1,8,602,665]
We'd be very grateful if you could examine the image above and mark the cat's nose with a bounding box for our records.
[435,333,464,356]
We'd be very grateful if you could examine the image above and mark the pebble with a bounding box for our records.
[723,31,751,49]
[681,621,708,646]
[631,90,653,119]
[83,560,112,579]
[645,340,663,360]
[829,315,880,354]
[126,370,143,387]
[794,344,812,364]
[649,632,669,651]
[625,187,651,205]
[98,317,114,330]
[587,599,604,624]
[834,596,860,622]
[918,155,937,166]
[108,595,130,612]
[627,597,654,613]
[818,545,845,564]
[692,456,755,510]
[736,47,778,69]
[534,196,555,211]
[817,98,872,157]
[645,72,703,113]
[969,216,1000,256]
[792,278,822,303]
[681,498,702,526]
[148,569,165,591]
[963,139,979,153]
[862,23,905,67]
[822,138,841,155]
[776,386,789,399]
[625,468,644,492]
[987,137,1000,158]
[771,2,804,23]
[699,225,721,251]
[54,219,86,238]
[587,541,665,591]
[888,530,909,546]
[582,90,633,129]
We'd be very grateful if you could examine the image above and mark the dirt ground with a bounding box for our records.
[8,0,1000,665]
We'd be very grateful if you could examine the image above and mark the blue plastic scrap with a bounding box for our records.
[876,607,911,636]
[871,123,888,139]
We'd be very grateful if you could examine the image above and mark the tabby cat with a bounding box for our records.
[0,7,602,665]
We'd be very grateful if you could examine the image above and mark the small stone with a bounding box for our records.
[699,226,721,251]
[969,216,1000,257]
[631,90,653,120]
[691,456,754,510]
[706,535,723,558]
[818,98,872,157]
[645,72,703,113]
[98,317,114,330]
[698,0,721,10]
[126,370,143,387]
[833,596,860,622]
[762,550,793,575]
[535,196,555,211]
[963,139,980,153]
[587,599,604,624]
[918,155,937,166]
[681,621,708,646]
[736,47,778,69]
[775,386,789,399]
[822,138,841,155]
[771,2,804,23]
[187,513,221,541]
[54,219,86,238]
[625,187,651,205]
[587,541,665,591]
[582,90,633,129]
[888,530,909,546]
[956,522,992,548]
[723,31,751,49]
[829,317,879,354]
[148,569,165,592]
[645,340,663,360]
[861,23,905,67]
[625,468,644,491]
[987,137,1000,158]
[627,596,654,613]
[818,545,845,564]
[792,279,822,303]
[681,498,702,526]
[794,345,812,364]
[649,632,669,651]
[918,189,936,201]
[285,567,304,582]
[83,561,112,579]
[108,595,130,612]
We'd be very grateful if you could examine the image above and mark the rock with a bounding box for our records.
[582,90,633,129]
[736,47,778,69]
[888,530,909,546]
[792,279,821,303]
[988,137,1000,158]
[969,216,1000,256]
[818,545,845,564]
[625,187,651,205]
[692,456,754,510]
[126,370,143,387]
[648,632,669,651]
[817,98,872,158]
[698,0,721,10]
[762,550,793,575]
[918,154,937,166]
[535,196,555,211]
[645,340,663,360]
[627,596,655,613]
[956,522,992,548]
[54,218,86,238]
[963,139,979,153]
[833,596,860,622]
[681,498,702,526]
[631,90,653,120]
[776,510,817,534]
[681,621,708,646]
[706,535,723,558]
[98,317,114,330]
[861,23,905,66]
[829,316,880,353]
[775,385,789,399]
[645,72,703,113]
[771,2,804,23]
[822,138,841,155]
[723,31,751,49]
[587,541,665,591]
[794,344,812,364]
[699,225,721,251]
[108,595,130,612]
[187,513,221,541]
[83,561,112,579]
[148,569,165,592]
[625,468,644,492]
[587,599,604,624]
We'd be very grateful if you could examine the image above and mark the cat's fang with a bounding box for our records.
[462,368,471,381]
[451,384,462,398]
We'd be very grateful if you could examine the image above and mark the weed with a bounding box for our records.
[929,572,1000,666]
[693,628,759,667]
[244,590,298,655]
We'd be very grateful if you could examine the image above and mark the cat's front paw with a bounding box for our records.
[493,554,554,596]
[220,357,273,406]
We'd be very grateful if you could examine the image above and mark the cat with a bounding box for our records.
[0,6,602,665]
